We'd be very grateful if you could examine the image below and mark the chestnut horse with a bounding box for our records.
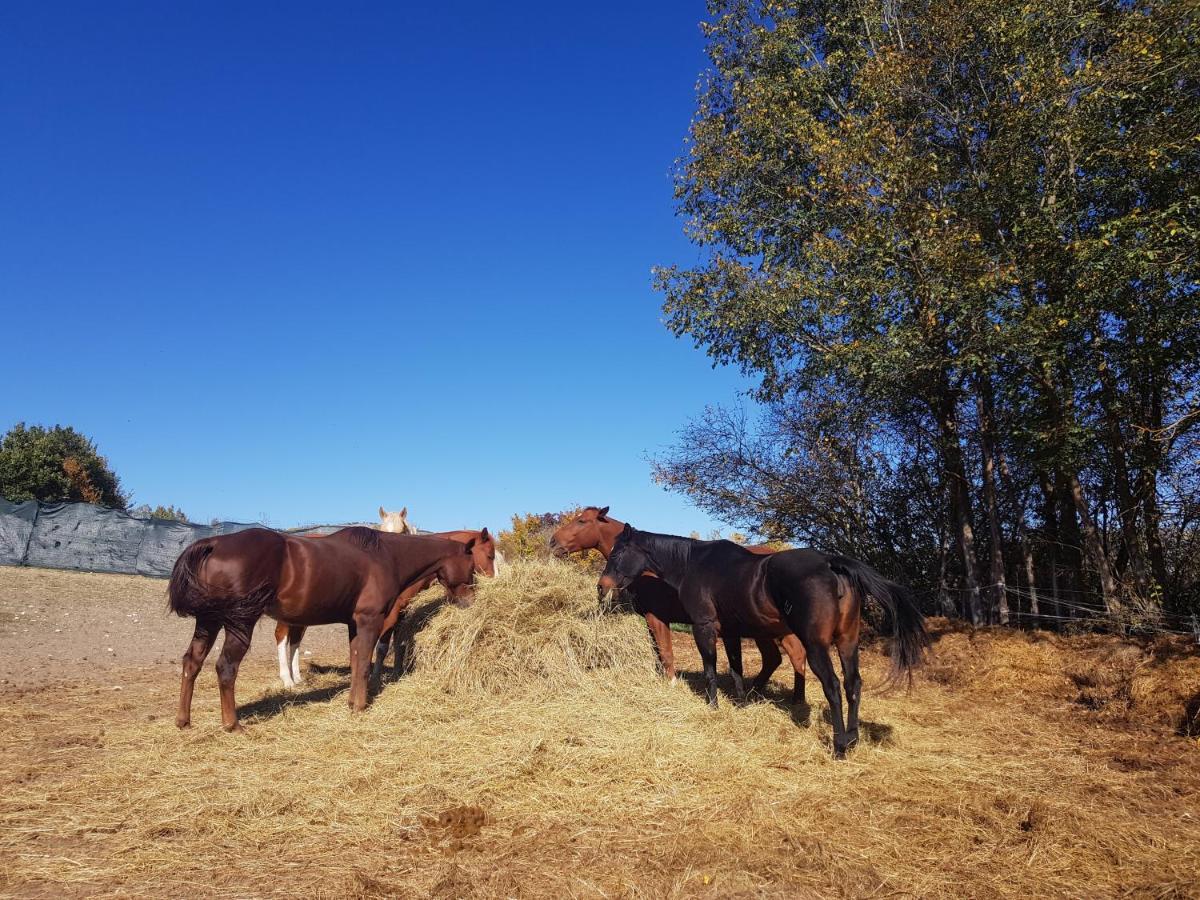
[274,524,495,686]
[271,504,417,684]
[550,507,809,704]
[169,527,477,731]
[599,525,926,757]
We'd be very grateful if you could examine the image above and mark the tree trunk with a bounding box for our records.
[975,370,1008,624]
[1023,538,1040,623]
[1142,474,1169,601]
[1094,341,1148,597]
[1066,470,1121,616]
[1038,472,1062,621]
[936,380,984,625]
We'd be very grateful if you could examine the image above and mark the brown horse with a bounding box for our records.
[274,526,495,686]
[599,525,927,757]
[169,527,477,731]
[550,507,809,704]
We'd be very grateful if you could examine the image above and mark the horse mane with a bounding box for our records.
[340,526,383,551]
[629,528,693,575]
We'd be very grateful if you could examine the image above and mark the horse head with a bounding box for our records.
[597,523,654,600]
[379,506,414,534]
[549,506,614,557]
[440,541,478,607]
[469,527,496,577]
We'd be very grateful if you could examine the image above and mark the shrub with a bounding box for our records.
[0,423,127,508]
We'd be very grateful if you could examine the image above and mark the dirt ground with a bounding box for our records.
[0,566,346,688]
[1,564,1198,899]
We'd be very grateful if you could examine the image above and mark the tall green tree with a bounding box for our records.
[655,0,1199,624]
[0,423,128,508]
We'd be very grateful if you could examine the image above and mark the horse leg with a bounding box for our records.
[749,637,781,697]
[274,621,294,688]
[723,634,748,705]
[345,621,358,708]
[391,618,405,677]
[349,612,384,712]
[288,625,305,685]
[215,622,255,733]
[176,617,218,729]
[692,620,721,709]
[644,613,675,681]
[371,631,388,683]
[837,638,862,750]
[780,633,808,706]
[804,639,849,758]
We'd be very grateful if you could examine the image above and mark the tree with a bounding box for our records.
[133,503,189,522]
[655,0,1199,626]
[497,508,606,574]
[0,423,128,508]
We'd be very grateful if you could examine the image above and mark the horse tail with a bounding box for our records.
[829,555,928,685]
[168,539,217,619]
[167,535,277,626]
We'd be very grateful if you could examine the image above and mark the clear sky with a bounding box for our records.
[0,2,753,533]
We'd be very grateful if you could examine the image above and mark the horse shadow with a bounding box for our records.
[307,661,350,676]
[239,681,349,723]
[238,597,462,722]
[676,669,895,745]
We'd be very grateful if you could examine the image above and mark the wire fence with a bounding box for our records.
[939,579,1200,641]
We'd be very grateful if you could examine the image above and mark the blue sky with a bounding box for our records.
[0,2,753,533]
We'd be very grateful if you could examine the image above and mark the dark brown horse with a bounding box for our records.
[169,527,477,731]
[598,525,926,757]
[273,527,495,686]
[550,507,809,704]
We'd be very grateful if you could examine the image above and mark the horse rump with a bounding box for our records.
[827,555,928,685]
[167,536,275,626]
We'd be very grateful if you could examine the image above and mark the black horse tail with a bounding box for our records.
[167,539,219,619]
[829,555,928,685]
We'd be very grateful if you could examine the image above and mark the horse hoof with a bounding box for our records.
[175,719,191,729]
[222,722,245,734]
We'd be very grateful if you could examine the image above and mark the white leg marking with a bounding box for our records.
[277,637,295,688]
[290,645,303,684]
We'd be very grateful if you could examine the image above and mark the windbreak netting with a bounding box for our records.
[0,498,259,577]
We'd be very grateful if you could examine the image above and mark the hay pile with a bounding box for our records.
[925,619,1200,736]
[396,559,658,695]
[1,561,1199,898]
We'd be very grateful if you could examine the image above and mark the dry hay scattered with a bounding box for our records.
[0,561,1198,898]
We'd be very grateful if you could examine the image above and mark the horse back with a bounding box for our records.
[682,542,790,637]
[274,533,383,624]
[197,528,288,596]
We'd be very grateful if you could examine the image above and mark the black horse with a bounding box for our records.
[598,525,927,757]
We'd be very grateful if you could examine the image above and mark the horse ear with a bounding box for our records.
[621,522,632,538]
[400,506,407,518]
[379,506,386,518]
[479,526,490,541]
[598,506,610,520]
